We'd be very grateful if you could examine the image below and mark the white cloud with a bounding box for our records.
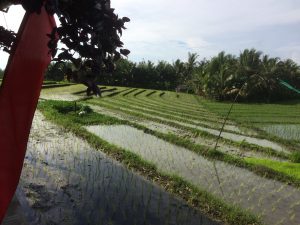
[1,1,300,69]
[112,0,300,63]
[0,5,25,69]
[275,44,300,63]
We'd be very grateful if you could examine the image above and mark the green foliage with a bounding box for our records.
[46,48,299,102]
[0,68,4,79]
[106,59,178,90]
[45,63,66,81]
[39,100,124,125]
[53,101,77,114]
[203,100,300,124]
[290,152,300,163]
[79,105,93,114]
[100,49,300,102]
[245,158,300,180]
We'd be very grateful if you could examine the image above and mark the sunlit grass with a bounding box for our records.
[201,100,300,124]
[245,158,300,180]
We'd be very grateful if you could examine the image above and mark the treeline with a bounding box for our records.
[45,48,300,102]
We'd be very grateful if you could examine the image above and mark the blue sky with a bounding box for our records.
[1,0,300,69]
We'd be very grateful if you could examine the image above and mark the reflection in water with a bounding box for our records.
[18,113,219,225]
[86,125,300,225]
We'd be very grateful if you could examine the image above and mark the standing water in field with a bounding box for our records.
[16,112,219,225]
[262,124,300,141]
[86,124,300,225]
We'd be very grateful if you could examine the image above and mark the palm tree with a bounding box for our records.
[258,55,280,101]
[173,59,185,87]
[205,51,237,100]
[236,48,263,100]
[182,52,199,84]
[188,59,209,96]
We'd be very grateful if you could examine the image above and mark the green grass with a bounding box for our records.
[37,84,300,150]
[38,99,263,225]
[201,99,300,125]
[245,158,300,180]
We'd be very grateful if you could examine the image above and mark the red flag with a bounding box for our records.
[0,6,56,221]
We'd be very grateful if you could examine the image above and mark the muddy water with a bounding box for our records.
[17,112,218,225]
[86,125,300,225]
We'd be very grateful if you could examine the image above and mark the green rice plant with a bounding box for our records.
[261,125,300,141]
[146,90,156,97]
[87,99,290,158]
[133,89,147,97]
[290,152,300,163]
[202,100,300,125]
[245,158,300,180]
[37,100,263,225]
[123,88,139,96]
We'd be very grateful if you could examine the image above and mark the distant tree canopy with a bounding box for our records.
[48,49,299,103]
[0,0,130,95]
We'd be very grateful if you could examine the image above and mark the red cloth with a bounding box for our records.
[0,7,55,222]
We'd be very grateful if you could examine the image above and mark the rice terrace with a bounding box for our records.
[3,81,298,225]
[1,1,300,225]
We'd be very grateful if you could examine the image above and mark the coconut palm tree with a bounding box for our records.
[204,51,237,100]
[235,48,263,100]
[256,55,280,101]
[188,59,209,96]
[181,52,199,84]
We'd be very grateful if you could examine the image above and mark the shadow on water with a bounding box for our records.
[18,138,219,225]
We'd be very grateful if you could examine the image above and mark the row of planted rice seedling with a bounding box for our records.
[101,86,300,146]
[21,110,218,225]
[87,92,288,152]
[37,85,300,225]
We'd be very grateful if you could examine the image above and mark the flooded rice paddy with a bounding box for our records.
[90,102,288,153]
[37,85,300,225]
[17,112,219,225]
[89,104,284,160]
[86,124,300,225]
[262,124,300,141]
